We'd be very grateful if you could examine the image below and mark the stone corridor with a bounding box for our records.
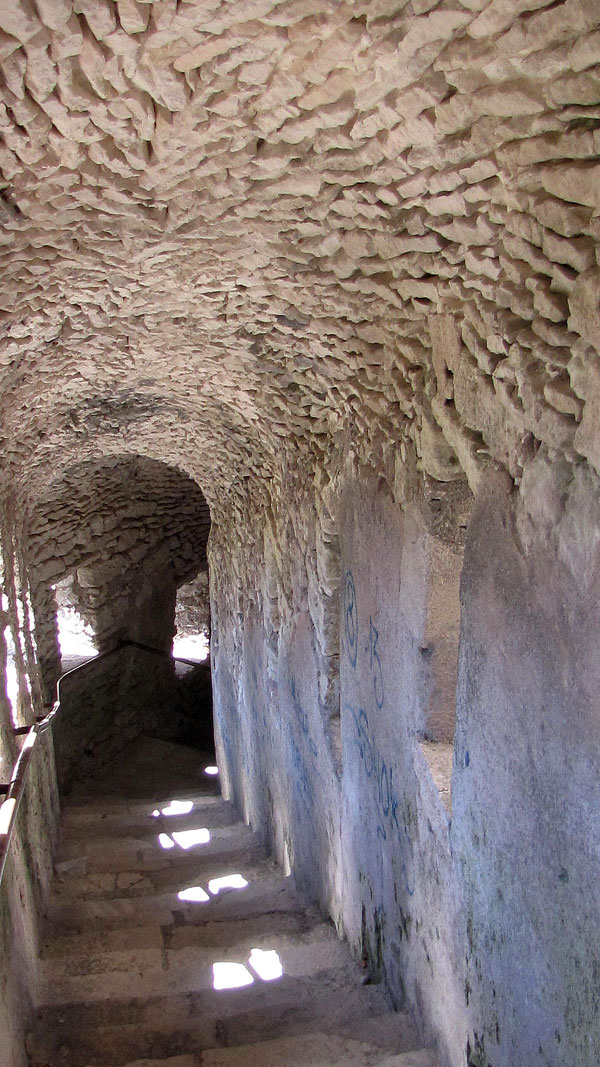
[1,2,600,1066]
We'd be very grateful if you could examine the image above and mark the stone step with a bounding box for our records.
[201,1035,437,1067]
[31,739,424,1067]
[82,1040,436,1067]
[30,968,417,1066]
[50,837,265,898]
[47,859,300,932]
[54,821,257,875]
[64,787,217,816]
[42,903,314,960]
[60,798,237,838]
[39,920,350,1004]
[98,1059,200,1067]
[65,740,219,803]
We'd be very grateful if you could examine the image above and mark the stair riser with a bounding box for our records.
[31,985,414,1067]
[42,909,311,960]
[51,843,266,897]
[40,928,350,1003]
[47,878,302,934]
[60,805,237,840]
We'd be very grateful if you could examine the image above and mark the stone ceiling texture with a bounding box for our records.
[0,0,599,512]
[26,454,211,582]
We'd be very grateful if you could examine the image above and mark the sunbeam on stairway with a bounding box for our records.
[27,738,437,1067]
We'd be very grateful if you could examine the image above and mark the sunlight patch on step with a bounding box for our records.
[248,948,283,981]
[155,799,195,817]
[208,874,248,895]
[178,885,210,903]
[172,827,211,849]
[159,827,210,850]
[164,799,194,816]
[204,765,219,776]
[213,962,254,990]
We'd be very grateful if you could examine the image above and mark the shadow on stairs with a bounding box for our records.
[28,737,437,1067]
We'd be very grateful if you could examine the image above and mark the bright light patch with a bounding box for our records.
[204,766,219,776]
[158,833,175,849]
[161,800,194,817]
[20,731,36,752]
[213,962,254,990]
[173,633,210,661]
[56,603,97,658]
[172,828,210,850]
[151,809,161,818]
[248,949,283,982]
[208,874,248,896]
[178,886,210,903]
[0,798,16,836]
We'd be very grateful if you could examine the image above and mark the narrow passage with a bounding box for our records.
[28,737,436,1067]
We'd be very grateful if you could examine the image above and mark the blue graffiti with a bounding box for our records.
[290,736,315,811]
[369,616,384,709]
[291,675,318,757]
[344,572,383,710]
[346,701,414,897]
[344,570,358,668]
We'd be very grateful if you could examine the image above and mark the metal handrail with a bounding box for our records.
[0,639,207,887]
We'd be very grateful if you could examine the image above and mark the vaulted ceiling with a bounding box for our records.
[0,0,598,515]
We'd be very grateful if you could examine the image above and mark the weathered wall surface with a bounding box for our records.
[453,455,600,1067]
[340,469,468,1067]
[0,736,58,1067]
[210,442,600,1067]
[0,517,59,1067]
[55,647,214,792]
[211,474,344,920]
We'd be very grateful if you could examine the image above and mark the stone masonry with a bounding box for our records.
[1,4,600,1067]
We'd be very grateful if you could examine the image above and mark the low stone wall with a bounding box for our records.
[53,647,214,793]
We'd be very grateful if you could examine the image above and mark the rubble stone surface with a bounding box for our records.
[0,4,600,1067]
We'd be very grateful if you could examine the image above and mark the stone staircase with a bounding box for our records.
[27,738,436,1067]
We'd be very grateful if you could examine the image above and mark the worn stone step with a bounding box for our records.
[65,740,218,803]
[30,968,416,1066]
[42,904,314,960]
[54,821,257,875]
[63,780,221,812]
[47,860,300,932]
[88,1060,201,1067]
[60,797,237,839]
[31,738,423,1067]
[49,837,265,898]
[201,1035,437,1067]
[39,920,350,1003]
[79,1041,436,1067]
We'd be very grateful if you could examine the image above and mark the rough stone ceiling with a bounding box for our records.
[0,0,599,511]
[26,454,211,578]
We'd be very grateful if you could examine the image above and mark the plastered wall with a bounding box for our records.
[211,444,600,1067]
